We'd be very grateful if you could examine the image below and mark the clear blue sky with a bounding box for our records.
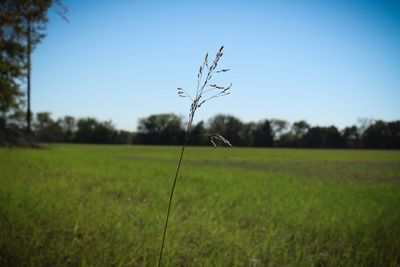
[32,0,400,131]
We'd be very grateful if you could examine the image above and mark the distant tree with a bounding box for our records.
[362,120,391,149]
[208,114,244,146]
[137,113,184,145]
[388,121,400,149]
[302,126,342,148]
[113,130,132,144]
[75,118,96,143]
[342,125,359,148]
[59,115,76,142]
[291,120,310,146]
[189,121,208,146]
[357,118,374,141]
[253,120,274,147]
[93,120,115,144]
[239,122,257,147]
[75,117,115,144]
[34,112,63,142]
[323,126,342,148]
[276,132,296,147]
[270,119,288,142]
[302,127,321,148]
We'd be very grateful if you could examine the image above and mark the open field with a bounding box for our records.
[1,145,400,266]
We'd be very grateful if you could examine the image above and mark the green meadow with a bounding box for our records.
[0,145,399,266]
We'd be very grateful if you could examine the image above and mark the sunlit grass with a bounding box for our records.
[0,145,399,266]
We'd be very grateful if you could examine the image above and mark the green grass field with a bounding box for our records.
[1,145,400,266]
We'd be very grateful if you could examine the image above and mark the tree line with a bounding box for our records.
[135,113,400,149]
[0,112,131,145]
[1,112,399,149]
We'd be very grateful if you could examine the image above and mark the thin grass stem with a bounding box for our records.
[157,46,231,266]
[157,139,187,267]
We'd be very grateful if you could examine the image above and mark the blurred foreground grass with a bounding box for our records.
[1,145,399,266]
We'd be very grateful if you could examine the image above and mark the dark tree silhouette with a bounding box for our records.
[253,120,274,147]
[59,115,76,142]
[342,125,359,148]
[34,112,63,142]
[137,114,184,145]
[362,120,392,149]
[75,118,115,144]
[292,120,310,146]
[302,126,342,148]
[388,121,400,149]
[189,121,208,146]
[208,114,244,146]
[270,119,288,141]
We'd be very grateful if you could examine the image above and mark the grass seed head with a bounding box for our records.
[176,45,233,147]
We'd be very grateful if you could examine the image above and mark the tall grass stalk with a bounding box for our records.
[158,46,232,266]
